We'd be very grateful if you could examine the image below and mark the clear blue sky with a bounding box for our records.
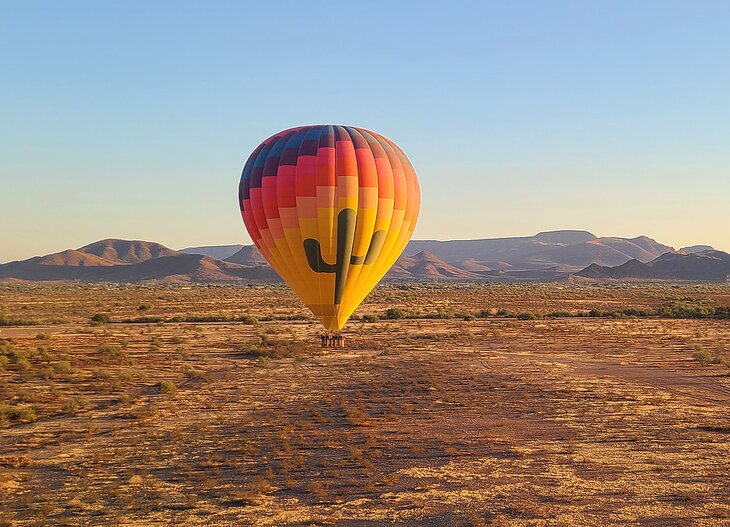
[2,0,729,262]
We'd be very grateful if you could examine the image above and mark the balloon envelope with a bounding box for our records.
[239,125,420,329]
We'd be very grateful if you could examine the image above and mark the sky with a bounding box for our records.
[2,0,729,262]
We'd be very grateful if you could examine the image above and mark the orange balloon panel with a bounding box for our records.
[239,125,420,329]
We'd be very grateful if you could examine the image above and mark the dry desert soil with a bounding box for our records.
[1,282,729,526]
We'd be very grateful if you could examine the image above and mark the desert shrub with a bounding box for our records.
[420,311,453,319]
[118,370,135,383]
[305,481,327,499]
[14,354,31,371]
[236,344,276,360]
[125,315,164,323]
[176,314,230,323]
[693,344,723,366]
[61,397,88,414]
[495,309,510,317]
[97,344,126,362]
[361,314,379,322]
[52,360,74,375]
[137,304,152,311]
[693,349,715,366]
[657,301,714,319]
[173,346,188,360]
[170,336,185,344]
[149,336,163,350]
[35,333,51,340]
[0,356,8,372]
[90,313,111,325]
[383,308,407,320]
[621,308,653,317]
[0,403,37,423]
[158,380,177,394]
[462,314,475,321]
[32,347,54,362]
[0,307,34,326]
[517,312,540,320]
[181,365,208,381]
[91,368,112,380]
[273,313,309,321]
[234,478,272,505]
[234,335,308,360]
[476,309,493,318]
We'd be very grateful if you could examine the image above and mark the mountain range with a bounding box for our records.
[577,250,730,281]
[1,231,727,283]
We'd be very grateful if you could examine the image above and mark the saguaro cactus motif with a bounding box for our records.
[303,208,386,304]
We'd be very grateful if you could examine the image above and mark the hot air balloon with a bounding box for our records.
[238,125,420,330]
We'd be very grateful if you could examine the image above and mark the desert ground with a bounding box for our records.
[1,282,729,526]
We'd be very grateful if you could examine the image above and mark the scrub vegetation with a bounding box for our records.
[0,282,729,526]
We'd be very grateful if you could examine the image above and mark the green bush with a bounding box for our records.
[90,313,111,325]
[657,301,714,319]
[383,308,407,320]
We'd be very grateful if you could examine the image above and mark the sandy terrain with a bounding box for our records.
[1,283,729,526]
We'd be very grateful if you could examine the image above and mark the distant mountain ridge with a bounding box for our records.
[577,250,730,282]
[224,245,266,265]
[388,251,485,280]
[0,231,725,283]
[0,240,278,283]
[180,244,243,260]
[404,231,674,271]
